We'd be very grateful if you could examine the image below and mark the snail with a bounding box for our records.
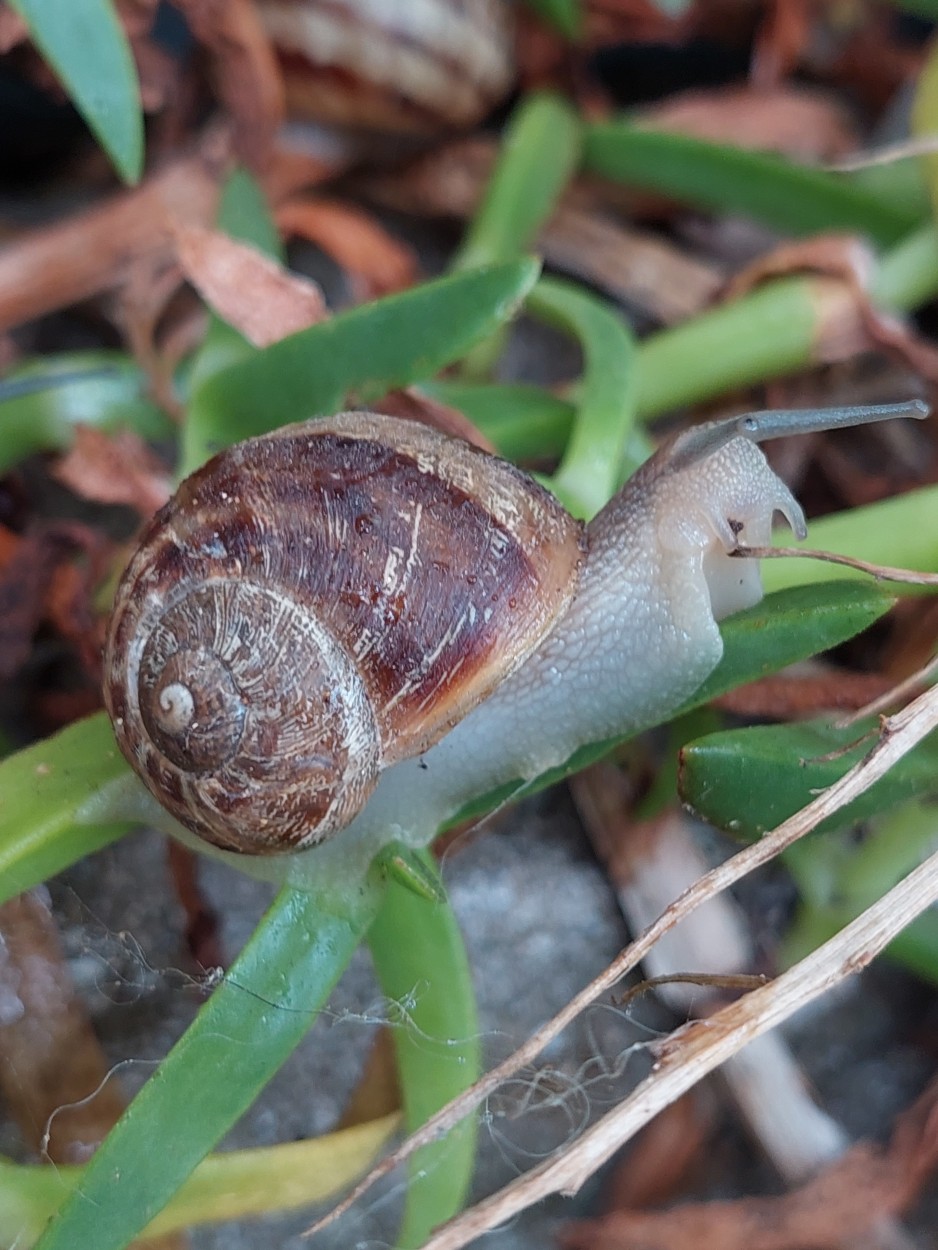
[104,399,927,860]
[258,0,515,134]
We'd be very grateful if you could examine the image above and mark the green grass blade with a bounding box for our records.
[0,353,170,472]
[34,880,383,1250]
[0,715,136,905]
[369,856,480,1248]
[527,277,637,516]
[9,0,143,183]
[421,380,576,461]
[453,93,581,271]
[902,2,938,27]
[520,0,582,37]
[636,276,818,418]
[0,1116,399,1244]
[183,258,541,473]
[453,93,579,376]
[583,121,917,244]
[679,717,938,839]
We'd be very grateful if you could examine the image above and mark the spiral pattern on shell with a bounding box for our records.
[112,579,380,852]
[104,412,584,854]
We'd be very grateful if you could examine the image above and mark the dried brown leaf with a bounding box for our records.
[724,234,875,302]
[0,4,27,52]
[750,0,812,90]
[175,0,284,171]
[543,200,724,324]
[360,140,723,324]
[173,221,327,346]
[0,130,232,334]
[824,14,924,115]
[42,558,106,685]
[52,425,171,515]
[263,136,355,204]
[712,668,892,719]
[561,1080,938,1250]
[0,522,20,571]
[110,0,176,113]
[114,0,160,39]
[166,841,224,974]
[0,891,128,1162]
[129,33,181,113]
[0,123,345,337]
[0,891,188,1248]
[0,528,78,680]
[375,389,495,452]
[602,1094,713,1211]
[360,137,494,220]
[112,248,190,418]
[276,197,417,300]
[581,0,688,45]
[644,85,858,162]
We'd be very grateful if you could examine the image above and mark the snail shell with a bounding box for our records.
[104,412,584,854]
[258,0,515,134]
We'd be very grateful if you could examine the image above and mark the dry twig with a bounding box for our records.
[732,544,938,587]
[308,681,938,1244]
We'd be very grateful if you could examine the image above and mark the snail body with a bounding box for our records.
[104,400,927,858]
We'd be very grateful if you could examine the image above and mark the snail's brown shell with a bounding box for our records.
[104,412,584,853]
[259,0,515,135]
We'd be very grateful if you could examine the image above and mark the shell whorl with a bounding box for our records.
[109,577,380,853]
[104,411,584,854]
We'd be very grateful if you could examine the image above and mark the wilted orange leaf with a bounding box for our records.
[562,1080,938,1250]
[52,425,171,515]
[277,197,417,300]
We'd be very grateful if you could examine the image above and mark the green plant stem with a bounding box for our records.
[453,93,580,271]
[0,715,136,906]
[634,224,938,422]
[520,0,582,37]
[453,91,580,377]
[421,381,576,461]
[34,881,383,1250]
[368,856,480,1248]
[527,277,637,515]
[870,223,938,309]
